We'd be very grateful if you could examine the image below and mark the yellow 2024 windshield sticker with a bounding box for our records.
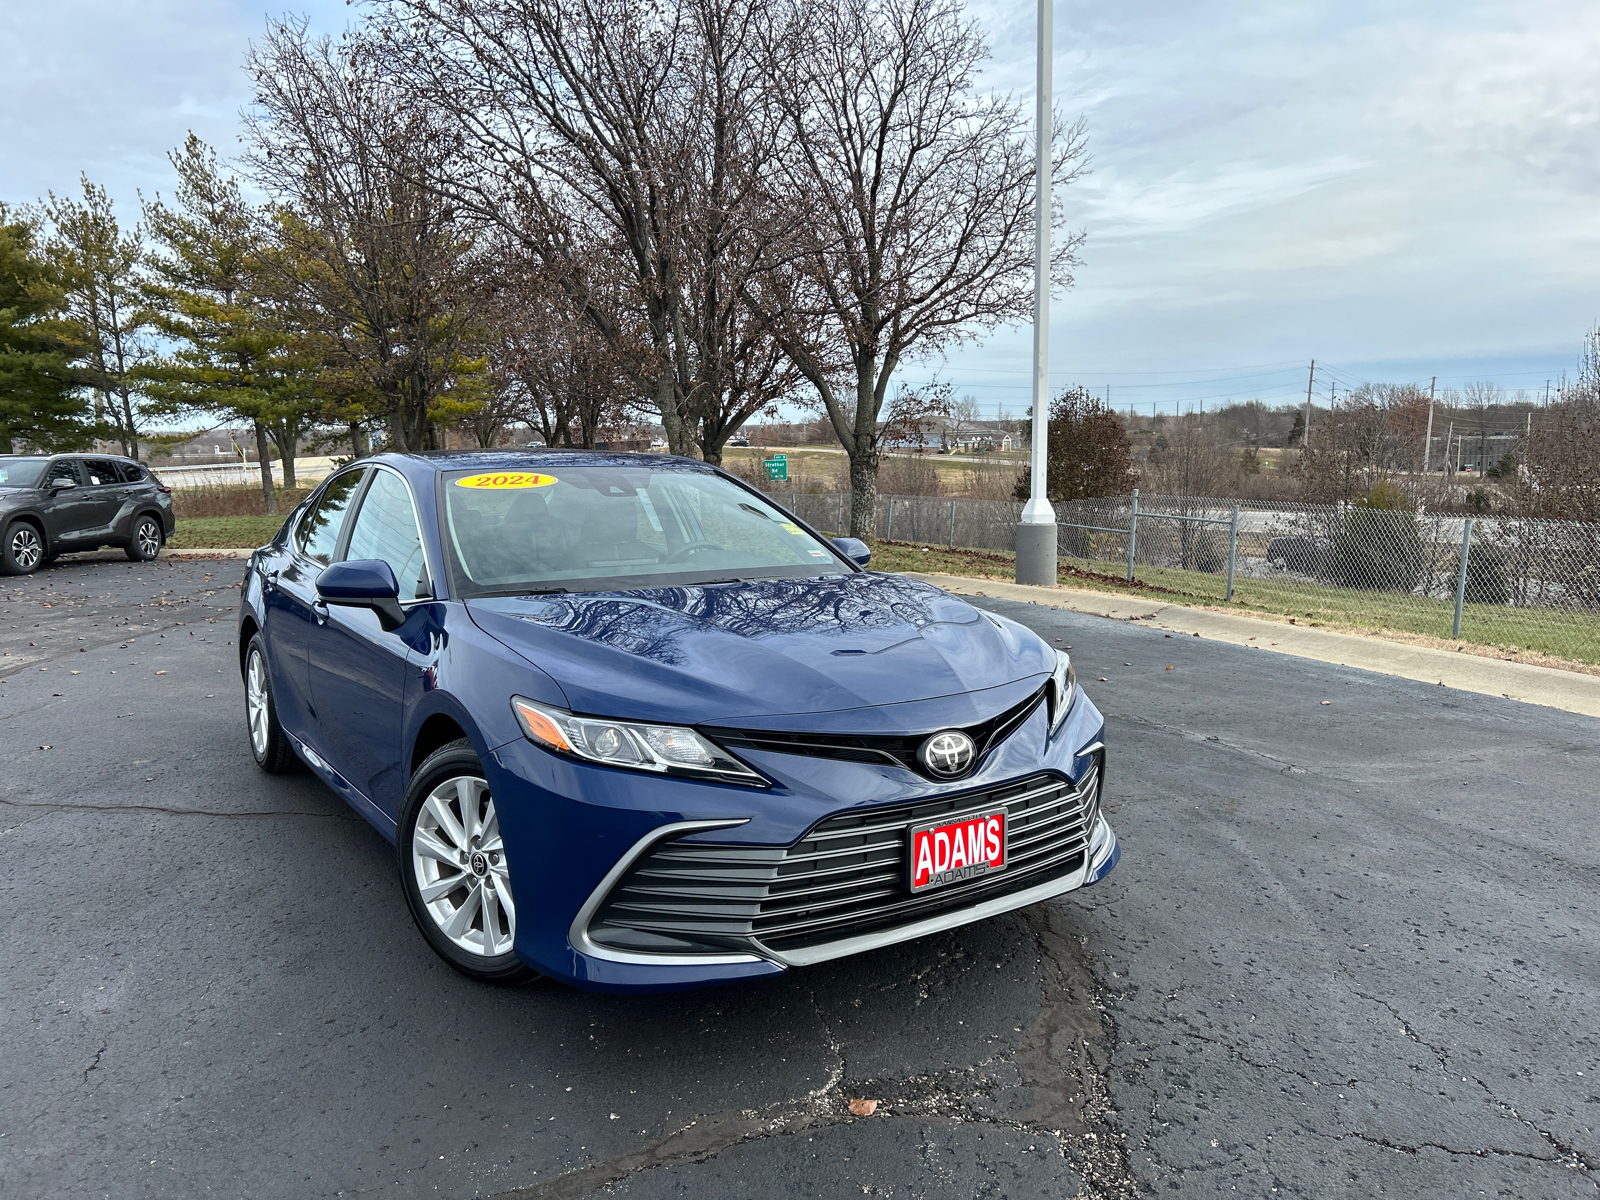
[454,472,558,490]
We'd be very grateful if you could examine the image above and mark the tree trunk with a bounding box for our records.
[271,422,299,489]
[349,423,370,458]
[118,388,138,459]
[254,421,277,516]
[848,451,877,541]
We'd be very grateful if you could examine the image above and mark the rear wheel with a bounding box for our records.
[398,741,537,985]
[126,514,163,561]
[1,520,44,575]
[244,636,297,773]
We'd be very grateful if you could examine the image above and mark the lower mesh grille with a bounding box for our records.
[588,760,1100,957]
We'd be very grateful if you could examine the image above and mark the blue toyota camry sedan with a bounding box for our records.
[238,450,1118,993]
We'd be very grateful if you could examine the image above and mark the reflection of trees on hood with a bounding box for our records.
[503,575,976,666]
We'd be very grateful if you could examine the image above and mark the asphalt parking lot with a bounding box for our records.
[2,555,1597,1199]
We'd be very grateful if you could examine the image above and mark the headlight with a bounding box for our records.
[1048,650,1077,734]
[510,696,767,786]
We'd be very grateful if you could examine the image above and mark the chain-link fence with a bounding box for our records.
[770,489,1600,665]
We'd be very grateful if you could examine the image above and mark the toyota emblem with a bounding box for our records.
[919,730,976,777]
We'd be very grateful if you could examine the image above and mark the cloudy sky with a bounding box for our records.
[3,0,1595,417]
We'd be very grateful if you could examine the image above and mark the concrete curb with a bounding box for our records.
[164,548,255,559]
[907,571,1600,721]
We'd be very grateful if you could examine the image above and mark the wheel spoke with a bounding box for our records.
[455,778,479,843]
[490,864,516,932]
[423,794,465,849]
[479,809,501,852]
[444,882,482,940]
[480,883,503,954]
[413,828,457,867]
[419,872,465,903]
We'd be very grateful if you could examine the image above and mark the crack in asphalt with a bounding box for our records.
[1111,711,1312,777]
[1332,1127,1594,1170]
[494,905,1142,1200]
[82,1043,106,1085]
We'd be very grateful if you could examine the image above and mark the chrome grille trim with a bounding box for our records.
[585,760,1102,960]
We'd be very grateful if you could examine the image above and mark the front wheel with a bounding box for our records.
[1,520,44,575]
[398,741,538,985]
[126,514,163,561]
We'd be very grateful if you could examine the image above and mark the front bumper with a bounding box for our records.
[485,690,1117,993]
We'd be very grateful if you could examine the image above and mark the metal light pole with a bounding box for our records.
[1015,0,1057,586]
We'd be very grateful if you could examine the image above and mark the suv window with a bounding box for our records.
[117,461,145,484]
[298,469,366,565]
[345,469,431,602]
[44,459,83,490]
[83,458,122,487]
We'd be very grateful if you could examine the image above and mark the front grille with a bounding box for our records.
[701,684,1046,780]
[588,759,1100,958]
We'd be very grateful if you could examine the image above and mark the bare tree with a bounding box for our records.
[372,0,797,461]
[246,19,482,452]
[752,0,1087,537]
[483,247,642,449]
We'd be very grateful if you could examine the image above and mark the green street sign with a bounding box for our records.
[763,455,788,481]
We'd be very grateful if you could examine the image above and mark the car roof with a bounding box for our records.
[378,449,716,474]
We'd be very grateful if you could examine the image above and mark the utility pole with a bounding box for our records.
[1304,359,1315,448]
[1422,375,1435,473]
[1015,0,1056,586]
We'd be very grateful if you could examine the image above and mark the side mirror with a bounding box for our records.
[831,537,871,568]
[49,478,76,494]
[317,559,406,630]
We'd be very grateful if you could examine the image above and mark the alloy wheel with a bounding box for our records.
[411,776,515,957]
[10,526,41,571]
[246,649,270,758]
[135,519,161,558]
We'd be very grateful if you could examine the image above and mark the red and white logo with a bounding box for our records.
[909,808,1006,893]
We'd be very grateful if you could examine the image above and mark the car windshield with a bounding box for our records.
[442,463,847,596]
[0,458,49,488]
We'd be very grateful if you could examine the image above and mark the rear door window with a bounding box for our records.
[83,458,122,487]
[117,462,146,484]
[298,469,367,565]
[343,469,431,602]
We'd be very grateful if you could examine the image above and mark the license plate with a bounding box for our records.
[908,807,1007,893]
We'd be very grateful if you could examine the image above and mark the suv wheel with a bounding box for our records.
[126,514,163,562]
[1,520,44,575]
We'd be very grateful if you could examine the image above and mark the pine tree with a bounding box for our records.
[141,136,323,512]
[40,178,157,457]
[0,209,87,450]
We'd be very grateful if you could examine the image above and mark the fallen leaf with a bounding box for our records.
[1165,665,1175,671]
[1321,701,1330,706]
[1097,676,1108,682]
[848,1099,878,1116]
[39,745,51,750]
[155,670,167,675]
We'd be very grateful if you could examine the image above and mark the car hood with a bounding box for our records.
[464,572,1052,724]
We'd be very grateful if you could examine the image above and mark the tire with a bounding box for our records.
[398,740,538,985]
[125,514,163,562]
[1,520,45,575]
[244,635,298,773]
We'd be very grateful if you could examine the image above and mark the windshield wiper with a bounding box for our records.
[476,586,570,597]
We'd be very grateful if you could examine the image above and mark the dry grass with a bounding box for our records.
[171,484,311,519]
